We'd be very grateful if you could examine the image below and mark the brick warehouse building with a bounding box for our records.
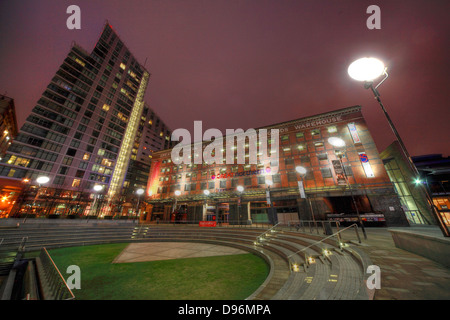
[145,106,409,227]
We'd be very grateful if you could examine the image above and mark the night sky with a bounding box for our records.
[0,0,448,157]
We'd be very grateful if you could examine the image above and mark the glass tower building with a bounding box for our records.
[1,23,154,217]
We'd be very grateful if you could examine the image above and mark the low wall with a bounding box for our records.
[389,228,450,268]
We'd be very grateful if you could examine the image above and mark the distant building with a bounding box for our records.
[0,94,18,157]
[0,95,20,217]
[146,106,409,227]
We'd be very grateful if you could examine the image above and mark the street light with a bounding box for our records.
[237,185,244,225]
[87,184,103,222]
[295,166,316,224]
[348,57,449,237]
[265,179,276,225]
[135,188,145,222]
[328,137,367,239]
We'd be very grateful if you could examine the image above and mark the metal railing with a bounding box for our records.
[287,223,361,271]
[37,248,75,300]
[145,219,276,229]
[283,220,341,235]
[254,222,281,244]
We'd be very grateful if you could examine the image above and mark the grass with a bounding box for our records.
[46,243,269,300]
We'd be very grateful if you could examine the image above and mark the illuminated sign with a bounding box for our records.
[358,152,375,178]
[347,123,361,144]
[211,167,271,179]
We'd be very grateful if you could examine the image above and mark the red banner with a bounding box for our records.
[199,221,216,227]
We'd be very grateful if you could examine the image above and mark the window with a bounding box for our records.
[244,177,252,186]
[220,180,226,188]
[59,166,69,175]
[318,153,328,161]
[53,176,65,185]
[328,126,337,133]
[75,170,85,178]
[311,129,320,137]
[66,148,77,157]
[284,158,294,166]
[320,168,333,178]
[258,176,265,184]
[295,132,304,139]
[72,179,81,187]
[83,153,91,161]
[209,182,215,189]
[272,174,281,183]
[288,172,297,182]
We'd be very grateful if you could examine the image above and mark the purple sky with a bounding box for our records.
[0,0,448,157]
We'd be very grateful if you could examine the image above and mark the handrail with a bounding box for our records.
[39,247,75,300]
[287,223,361,261]
[255,222,281,242]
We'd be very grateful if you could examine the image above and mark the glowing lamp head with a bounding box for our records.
[174,190,181,196]
[136,188,145,195]
[203,190,210,196]
[265,180,273,187]
[348,57,385,82]
[328,137,346,148]
[93,185,103,192]
[36,176,50,185]
[295,166,307,175]
[237,185,244,192]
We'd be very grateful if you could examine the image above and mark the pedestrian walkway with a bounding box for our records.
[336,227,450,300]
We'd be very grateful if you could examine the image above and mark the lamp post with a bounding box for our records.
[237,185,244,225]
[328,137,367,240]
[135,188,145,223]
[348,57,449,237]
[87,184,103,223]
[265,179,276,226]
[23,176,50,223]
[295,166,316,224]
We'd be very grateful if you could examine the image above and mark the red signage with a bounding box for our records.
[199,221,216,227]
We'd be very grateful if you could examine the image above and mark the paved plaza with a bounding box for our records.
[335,227,450,300]
[112,242,249,263]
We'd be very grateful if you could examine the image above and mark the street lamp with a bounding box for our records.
[237,185,244,225]
[173,190,181,212]
[265,179,276,225]
[87,184,103,222]
[328,137,367,239]
[135,188,145,222]
[348,57,449,237]
[295,166,316,224]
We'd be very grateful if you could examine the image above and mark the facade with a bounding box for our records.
[120,104,173,214]
[0,23,153,218]
[380,141,434,225]
[0,95,19,217]
[145,106,409,227]
[382,142,450,227]
[413,154,450,226]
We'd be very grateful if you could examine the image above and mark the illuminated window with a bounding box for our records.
[328,126,337,133]
[72,179,81,187]
[120,62,126,70]
[295,132,304,139]
[75,58,85,67]
[311,129,320,136]
[83,153,91,161]
[102,104,110,111]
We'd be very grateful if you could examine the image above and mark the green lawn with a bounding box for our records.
[47,243,269,300]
